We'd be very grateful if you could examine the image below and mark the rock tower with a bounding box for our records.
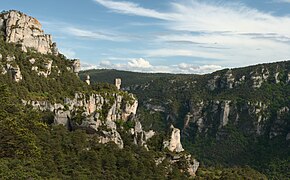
[115,78,121,90]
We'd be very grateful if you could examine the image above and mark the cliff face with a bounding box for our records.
[23,92,138,149]
[182,63,290,140]
[0,10,58,55]
[118,61,289,142]
[83,61,290,178]
[183,100,289,140]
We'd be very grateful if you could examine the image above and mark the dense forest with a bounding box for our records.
[81,61,290,179]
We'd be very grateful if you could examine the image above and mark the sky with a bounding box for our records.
[1,0,290,74]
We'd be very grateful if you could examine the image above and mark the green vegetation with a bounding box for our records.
[0,36,90,102]
[83,61,290,179]
[0,18,289,178]
[0,84,194,179]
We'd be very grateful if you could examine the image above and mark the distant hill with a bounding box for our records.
[80,69,179,87]
[81,60,290,179]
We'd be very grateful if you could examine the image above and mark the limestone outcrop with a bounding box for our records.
[221,70,235,89]
[22,91,138,148]
[159,125,199,176]
[0,10,58,55]
[0,55,23,82]
[72,59,80,75]
[131,119,155,149]
[219,100,231,128]
[115,78,121,90]
[85,75,90,85]
[23,92,137,124]
[167,154,200,176]
[206,66,288,91]
[182,99,289,140]
[9,64,22,82]
[163,125,184,153]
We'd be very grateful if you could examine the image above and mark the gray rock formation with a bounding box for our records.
[54,110,71,127]
[10,65,23,82]
[251,68,270,88]
[163,125,184,152]
[0,10,58,55]
[145,103,166,112]
[158,125,199,176]
[219,100,231,127]
[131,120,155,149]
[106,93,138,121]
[29,58,36,64]
[98,130,124,149]
[251,73,263,88]
[72,59,80,75]
[85,75,90,85]
[205,66,289,91]
[274,72,280,83]
[0,55,23,81]
[115,78,122,90]
[187,157,200,176]
[96,120,124,149]
[207,75,220,91]
[183,99,290,140]
[221,70,235,89]
[22,91,138,148]
[37,59,53,77]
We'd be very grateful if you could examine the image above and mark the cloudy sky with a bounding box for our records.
[2,0,290,73]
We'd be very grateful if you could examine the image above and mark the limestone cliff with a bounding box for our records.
[23,92,138,149]
[183,99,290,141]
[206,64,289,90]
[0,10,58,55]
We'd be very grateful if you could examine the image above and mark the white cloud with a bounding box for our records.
[65,27,125,41]
[81,62,99,70]
[178,63,222,74]
[94,0,290,67]
[145,48,228,60]
[168,1,290,37]
[59,48,76,59]
[96,58,222,74]
[99,60,112,67]
[42,20,130,42]
[99,58,152,71]
[155,33,290,66]
[93,0,290,37]
[128,58,152,68]
[94,0,173,20]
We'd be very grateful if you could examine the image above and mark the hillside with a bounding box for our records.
[0,10,204,179]
[81,60,290,179]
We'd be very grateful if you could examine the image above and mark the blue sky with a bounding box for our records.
[1,0,290,73]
